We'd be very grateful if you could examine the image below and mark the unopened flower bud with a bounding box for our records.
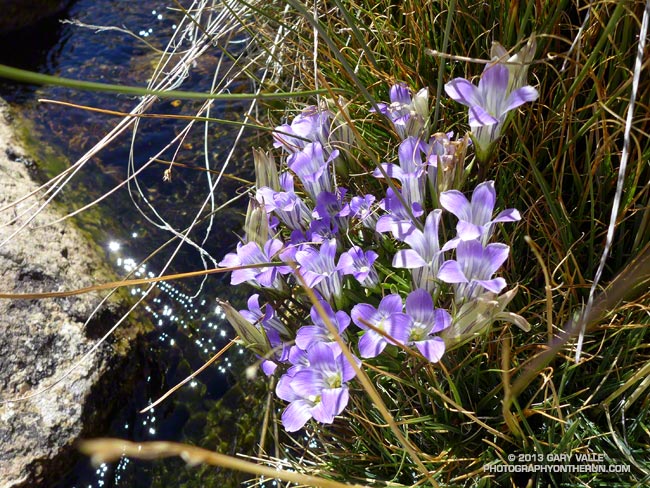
[217,298,272,357]
[244,199,269,247]
[490,34,537,93]
[440,287,530,351]
[411,88,430,125]
[330,96,357,150]
[253,148,280,191]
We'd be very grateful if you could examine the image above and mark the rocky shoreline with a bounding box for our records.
[0,98,146,487]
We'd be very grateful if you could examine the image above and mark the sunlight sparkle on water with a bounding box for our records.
[104,242,239,454]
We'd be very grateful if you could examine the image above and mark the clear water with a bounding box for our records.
[0,1,256,485]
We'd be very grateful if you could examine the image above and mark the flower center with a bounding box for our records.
[409,322,428,341]
[327,373,342,389]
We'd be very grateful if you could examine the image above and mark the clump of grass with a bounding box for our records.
[16,0,647,486]
[222,1,649,486]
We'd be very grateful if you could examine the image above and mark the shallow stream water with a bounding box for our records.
[0,1,258,486]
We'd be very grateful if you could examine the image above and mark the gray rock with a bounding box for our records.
[0,98,146,487]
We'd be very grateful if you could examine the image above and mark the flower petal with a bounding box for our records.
[292,370,326,395]
[432,308,452,333]
[398,136,424,174]
[475,277,507,294]
[237,242,266,265]
[479,63,509,109]
[375,215,395,234]
[300,269,326,289]
[390,83,412,104]
[456,221,482,241]
[438,260,468,283]
[379,294,404,315]
[282,399,314,432]
[358,331,387,358]
[351,303,378,330]
[339,355,359,382]
[261,360,278,376]
[264,238,284,259]
[334,310,351,331]
[468,105,499,127]
[483,242,510,276]
[439,190,472,221]
[444,78,481,107]
[391,220,418,242]
[503,86,539,113]
[254,268,276,288]
[384,313,412,344]
[230,268,258,285]
[309,399,334,424]
[393,249,428,269]
[296,325,325,349]
[471,181,497,225]
[405,289,434,319]
[415,337,446,362]
[373,163,405,181]
[276,373,300,402]
[423,209,442,243]
[218,251,241,268]
[493,208,521,223]
[306,342,337,371]
[320,386,349,419]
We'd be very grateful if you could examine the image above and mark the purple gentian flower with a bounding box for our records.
[373,137,427,208]
[439,180,520,245]
[313,189,348,234]
[224,294,290,376]
[218,238,291,289]
[351,294,410,358]
[306,215,338,243]
[288,142,339,200]
[444,63,538,160]
[279,171,295,192]
[276,342,359,432]
[392,209,444,293]
[276,230,309,263]
[438,239,510,301]
[273,105,332,153]
[404,289,451,362]
[338,194,377,229]
[376,187,424,240]
[294,239,343,302]
[295,300,351,350]
[374,83,430,139]
[286,344,311,376]
[490,36,537,93]
[256,186,313,231]
[337,246,379,288]
[239,294,290,339]
[259,325,291,376]
[388,83,412,105]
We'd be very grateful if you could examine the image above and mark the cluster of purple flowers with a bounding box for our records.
[218,52,536,433]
